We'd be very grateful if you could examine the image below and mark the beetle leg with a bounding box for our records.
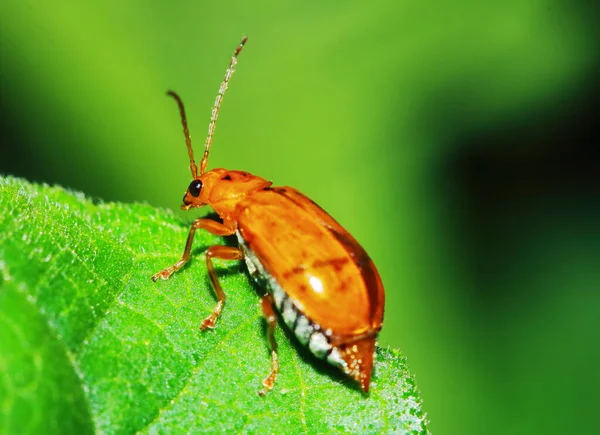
[201,245,244,330]
[258,294,280,396]
[151,218,235,281]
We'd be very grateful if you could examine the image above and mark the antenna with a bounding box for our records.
[167,90,197,178]
[167,36,248,178]
[200,36,248,174]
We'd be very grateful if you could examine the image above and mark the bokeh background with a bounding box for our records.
[1,1,598,434]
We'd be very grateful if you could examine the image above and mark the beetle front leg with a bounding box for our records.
[151,218,235,281]
[201,245,244,330]
[258,294,279,396]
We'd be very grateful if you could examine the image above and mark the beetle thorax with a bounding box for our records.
[181,168,272,222]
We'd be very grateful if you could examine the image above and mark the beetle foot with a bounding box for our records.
[258,350,279,396]
[151,268,174,282]
[200,315,218,330]
[201,301,224,330]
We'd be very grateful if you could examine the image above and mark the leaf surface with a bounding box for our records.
[0,176,428,434]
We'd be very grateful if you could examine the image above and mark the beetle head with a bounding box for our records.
[181,169,223,210]
[182,168,272,216]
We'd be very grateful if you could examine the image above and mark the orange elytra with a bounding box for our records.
[152,37,385,395]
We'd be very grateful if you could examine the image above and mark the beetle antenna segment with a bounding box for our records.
[167,90,198,179]
[200,36,248,174]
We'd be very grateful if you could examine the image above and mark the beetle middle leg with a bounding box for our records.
[258,294,279,396]
[201,245,244,330]
[151,218,235,281]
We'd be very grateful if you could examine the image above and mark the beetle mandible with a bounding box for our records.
[152,37,385,395]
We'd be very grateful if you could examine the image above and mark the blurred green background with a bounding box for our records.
[1,1,599,434]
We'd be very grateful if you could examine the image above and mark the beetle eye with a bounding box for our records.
[188,180,203,197]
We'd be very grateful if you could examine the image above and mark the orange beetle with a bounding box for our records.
[152,37,385,395]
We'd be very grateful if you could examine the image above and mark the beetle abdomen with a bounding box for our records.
[237,231,347,370]
[234,186,384,391]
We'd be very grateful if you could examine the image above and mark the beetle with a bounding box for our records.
[152,37,385,395]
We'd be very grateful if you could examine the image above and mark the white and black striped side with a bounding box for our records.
[236,231,347,372]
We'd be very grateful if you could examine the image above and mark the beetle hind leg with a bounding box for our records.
[201,245,244,330]
[258,294,279,396]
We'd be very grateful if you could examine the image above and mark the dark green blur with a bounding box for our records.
[1,1,598,434]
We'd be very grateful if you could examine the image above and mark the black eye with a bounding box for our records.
[188,180,202,197]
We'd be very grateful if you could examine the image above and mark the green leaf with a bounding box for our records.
[0,176,428,435]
